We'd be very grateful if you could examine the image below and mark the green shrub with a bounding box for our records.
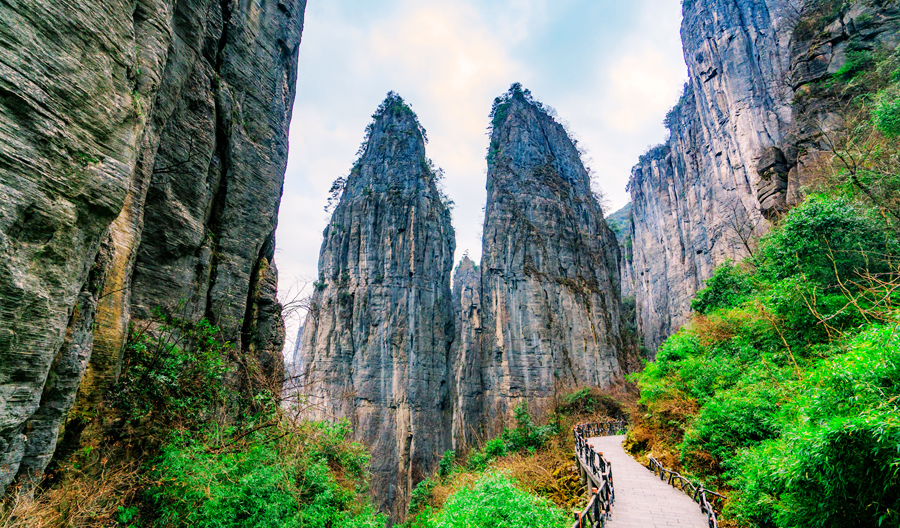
[682,383,783,471]
[691,261,755,314]
[409,478,437,516]
[112,309,231,427]
[501,402,555,454]
[147,420,384,528]
[764,276,865,346]
[425,472,570,528]
[438,450,456,477]
[873,91,900,137]
[833,45,874,82]
[727,325,900,528]
[556,387,626,419]
[754,195,896,289]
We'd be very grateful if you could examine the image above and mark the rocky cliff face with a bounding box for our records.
[0,0,305,492]
[449,255,483,451]
[299,94,456,521]
[625,0,900,352]
[477,87,630,424]
[299,88,635,519]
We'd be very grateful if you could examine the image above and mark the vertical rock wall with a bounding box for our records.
[449,256,483,451]
[300,95,456,521]
[478,88,628,424]
[626,0,796,353]
[626,0,900,353]
[0,0,305,492]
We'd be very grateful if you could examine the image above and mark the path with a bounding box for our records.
[586,435,709,528]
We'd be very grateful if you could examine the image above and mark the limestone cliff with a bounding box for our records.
[626,0,900,352]
[477,86,630,425]
[299,94,456,520]
[0,0,305,491]
[449,255,483,451]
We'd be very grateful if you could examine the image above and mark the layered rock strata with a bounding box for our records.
[625,0,900,352]
[0,0,305,491]
[300,95,456,521]
[477,88,629,425]
[448,256,483,451]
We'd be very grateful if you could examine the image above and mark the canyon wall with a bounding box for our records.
[299,95,457,520]
[625,0,900,353]
[0,0,305,491]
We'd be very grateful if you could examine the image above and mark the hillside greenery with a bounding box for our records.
[1,310,384,528]
[628,34,900,528]
[402,391,629,528]
[627,194,900,528]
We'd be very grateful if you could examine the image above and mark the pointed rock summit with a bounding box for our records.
[300,93,456,520]
[477,84,630,422]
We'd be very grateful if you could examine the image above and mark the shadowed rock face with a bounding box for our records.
[449,255,483,451]
[0,0,305,492]
[478,89,628,425]
[300,95,456,521]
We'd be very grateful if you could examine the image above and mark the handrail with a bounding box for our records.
[646,456,722,528]
[570,421,625,528]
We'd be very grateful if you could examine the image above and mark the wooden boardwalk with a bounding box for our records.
[587,435,709,528]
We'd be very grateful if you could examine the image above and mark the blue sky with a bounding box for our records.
[276,0,687,347]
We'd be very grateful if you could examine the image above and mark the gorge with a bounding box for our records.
[1,0,898,526]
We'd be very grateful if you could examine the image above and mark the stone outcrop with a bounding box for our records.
[449,255,483,451]
[477,87,630,424]
[0,0,305,492]
[624,0,900,353]
[299,94,456,521]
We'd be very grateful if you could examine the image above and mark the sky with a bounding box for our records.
[276,0,688,351]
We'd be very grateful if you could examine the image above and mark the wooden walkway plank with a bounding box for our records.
[587,435,710,528]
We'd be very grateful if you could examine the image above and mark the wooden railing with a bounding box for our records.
[571,421,626,528]
[646,456,723,528]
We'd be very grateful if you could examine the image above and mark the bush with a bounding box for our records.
[409,478,437,516]
[424,473,570,528]
[763,276,865,346]
[754,195,896,289]
[147,419,384,528]
[681,383,783,472]
[556,387,626,419]
[438,451,455,478]
[833,46,874,82]
[691,261,754,314]
[501,402,556,454]
[111,309,231,427]
[729,325,900,528]
[873,91,900,137]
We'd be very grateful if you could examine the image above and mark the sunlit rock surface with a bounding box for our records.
[477,89,631,425]
[300,95,456,521]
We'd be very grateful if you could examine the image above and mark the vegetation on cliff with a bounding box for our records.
[1,310,383,528]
